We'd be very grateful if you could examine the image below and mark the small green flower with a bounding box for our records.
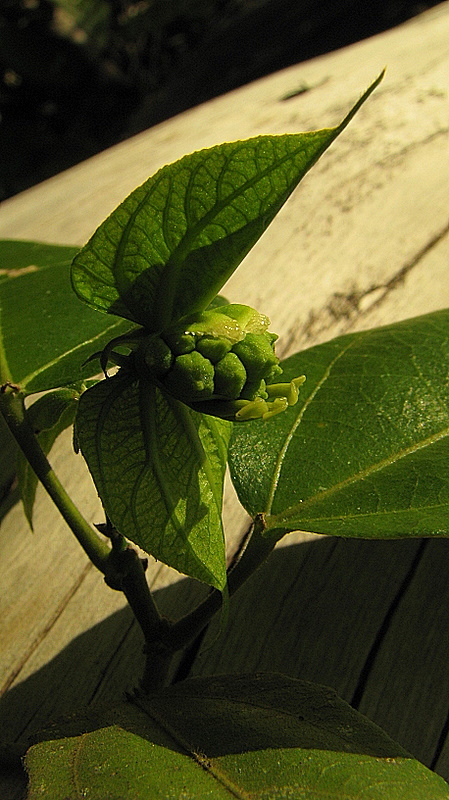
[134,304,305,421]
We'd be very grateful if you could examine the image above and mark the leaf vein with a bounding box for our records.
[20,318,131,391]
[271,425,449,527]
[265,338,358,515]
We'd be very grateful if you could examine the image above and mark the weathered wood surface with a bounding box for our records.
[1,2,449,795]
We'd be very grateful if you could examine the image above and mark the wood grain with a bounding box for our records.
[1,2,449,795]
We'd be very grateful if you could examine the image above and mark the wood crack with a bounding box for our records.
[0,562,93,698]
[350,539,427,710]
[280,217,449,358]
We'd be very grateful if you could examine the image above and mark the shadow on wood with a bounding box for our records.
[2,535,449,786]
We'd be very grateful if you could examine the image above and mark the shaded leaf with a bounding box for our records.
[0,240,134,393]
[76,371,231,588]
[24,674,449,799]
[17,389,79,528]
[71,74,383,331]
[229,310,449,538]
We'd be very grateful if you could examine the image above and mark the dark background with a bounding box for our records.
[0,0,443,202]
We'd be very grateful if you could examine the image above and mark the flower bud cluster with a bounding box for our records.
[135,304,305,421]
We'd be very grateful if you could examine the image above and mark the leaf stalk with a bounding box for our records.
[161,515,276,653]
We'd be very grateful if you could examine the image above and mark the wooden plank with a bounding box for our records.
[0,1,449,795]
[356,539,449,772]
[0,432,109,696]
[0,3,447,251]
[189,535,425,698]
[190,535,449,776]
[0,449,249,742]
[267,214,449,382]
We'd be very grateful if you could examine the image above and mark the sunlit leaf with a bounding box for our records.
[0,240,134,393]
[230,310,449,539]
[71,75,383,331]
[76,371,231,588]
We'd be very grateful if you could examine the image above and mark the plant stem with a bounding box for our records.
[103,541,173,691]
[1,387,278,689]
[1,387,174,688]
[0,387,110,572]
[162,515,276,652]
[140,639,177,693]
[105,536,166,642]
[135,517,276,689]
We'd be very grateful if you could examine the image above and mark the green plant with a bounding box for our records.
[2,71,449,798]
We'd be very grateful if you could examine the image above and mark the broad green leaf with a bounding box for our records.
[229,309,449,539]
[0,240,134,393]
[24,674,449,799]
[17,389,79,528]
[71,74,383,331]
[76,371,231,588]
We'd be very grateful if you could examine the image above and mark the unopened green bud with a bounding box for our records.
[196,335,232,363]
[232,333,279,384]
[213,352,247,399]
[134,303,305,421]
[162,330,195,355]
[164,350,215,401]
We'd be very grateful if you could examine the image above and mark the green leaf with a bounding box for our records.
[229,309,449,539]
[75,371,231,588]
[24,674,449,799]
[0,239,79,279]
[0,240,134,393]
[17,389,79,528]
[71,74,383,331]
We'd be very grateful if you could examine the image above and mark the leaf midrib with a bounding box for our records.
[264,338,356,515]
[150,393,225,587]
[138,687,405,800]
[18,318,129,391]
[104,129,337,331]
[160,133,335,326]
[268,424,449,529]
[0,254,78,387]
[136,381,186,543]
